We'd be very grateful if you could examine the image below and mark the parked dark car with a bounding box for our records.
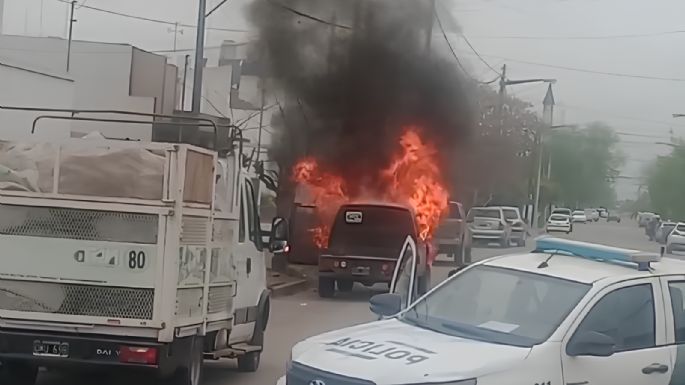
[318,203,434,298]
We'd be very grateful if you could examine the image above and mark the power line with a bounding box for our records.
[266,0,352,30]
[457,50,685,82]
[54,0,248,33]
[559,103,685,128]
[471,30,685,41]
[460,33,501,76]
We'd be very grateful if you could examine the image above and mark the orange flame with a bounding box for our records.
[293,158,349,248]
[293,127,449,248]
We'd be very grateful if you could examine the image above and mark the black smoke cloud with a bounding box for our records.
[248,0,473,196]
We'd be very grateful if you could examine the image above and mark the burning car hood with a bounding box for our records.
[290,319,531,384]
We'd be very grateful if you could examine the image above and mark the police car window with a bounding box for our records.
[668,282,685,344]
[573,284,655,352]
[404,265,590,347]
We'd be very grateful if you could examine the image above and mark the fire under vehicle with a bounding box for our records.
[0,108,289,385]
[318,203,435,298]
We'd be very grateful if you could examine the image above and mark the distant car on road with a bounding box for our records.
[546,213,572,234]
[501,206,527,247]
[552,208,573,217]
[667,222,685,253]
[584,208,599,222]
[607,212,622,223]
[638,212,656,228]
[467,206,512,248]
[572,210,587,223]
[598,207,608,218]
[656,221,677,244]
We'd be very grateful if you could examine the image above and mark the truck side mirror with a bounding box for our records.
[269,217,290,254]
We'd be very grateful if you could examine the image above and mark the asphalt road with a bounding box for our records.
[37,217,665,385]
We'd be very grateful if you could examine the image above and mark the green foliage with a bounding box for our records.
[646,141,685,219]
[546,122,623,208]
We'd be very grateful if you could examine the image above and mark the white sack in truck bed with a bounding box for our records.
[0,133,165,200]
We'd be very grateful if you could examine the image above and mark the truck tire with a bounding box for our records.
[168,337,203,385]
[318,277,335,298]
[336,279,354,292]
[0,361,38,385]
[238,351,261,372]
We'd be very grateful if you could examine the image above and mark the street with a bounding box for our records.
[36,217,666,385]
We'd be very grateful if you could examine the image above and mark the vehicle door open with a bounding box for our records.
[369,235,418,318]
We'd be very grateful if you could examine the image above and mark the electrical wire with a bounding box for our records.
[471,30,685,41]
[54,0,248,33]
[460,33,501,76]
[434,10,481,83]
[266,0,352,30]
[457,49,685,82]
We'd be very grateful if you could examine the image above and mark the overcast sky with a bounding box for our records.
[3,0,684,199]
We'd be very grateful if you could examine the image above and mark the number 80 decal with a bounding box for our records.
[128,251,147,270]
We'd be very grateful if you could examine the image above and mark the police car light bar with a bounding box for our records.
[534,236,661,271]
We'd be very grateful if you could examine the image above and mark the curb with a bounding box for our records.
[268,279,310,298]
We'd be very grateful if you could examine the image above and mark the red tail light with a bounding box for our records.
[119,346,158,365]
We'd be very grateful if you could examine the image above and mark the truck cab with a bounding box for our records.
[317,203,433,298]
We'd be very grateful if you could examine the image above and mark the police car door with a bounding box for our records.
[389,236,419,312]
[561,277,671,385]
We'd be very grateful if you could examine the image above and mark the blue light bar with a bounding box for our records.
[534,236,661,271]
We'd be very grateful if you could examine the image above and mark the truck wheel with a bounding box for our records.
[169,337,203,385]
[237,351,261,372]
[0,361,38,385]
[318,277,335,298]
[336,279,354,292]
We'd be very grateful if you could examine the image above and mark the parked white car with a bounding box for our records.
[572,210,587,223]
[584,209,599,222]
[546,214,572,234]
[666,222,685,253]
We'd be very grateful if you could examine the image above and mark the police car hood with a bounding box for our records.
[292,319,531,383]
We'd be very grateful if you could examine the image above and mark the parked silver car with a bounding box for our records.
[467,207,512,248]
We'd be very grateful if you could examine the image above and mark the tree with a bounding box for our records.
[545,122,623,208]
[646,141,685,219]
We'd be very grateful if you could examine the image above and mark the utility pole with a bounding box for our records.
[168,22,184,52]
[191,0,207,114]
[534,83,555,228]
[66,0,76,72]
[181,54,190,111]
[425,0,436,53]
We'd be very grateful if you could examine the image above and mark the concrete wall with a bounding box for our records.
[130,47,167,114]
[0,35,178,141]
[0,63,74,141]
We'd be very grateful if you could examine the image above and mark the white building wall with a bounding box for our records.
[0,63,74,141]
[0,36,177,141]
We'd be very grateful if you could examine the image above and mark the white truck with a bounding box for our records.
[0,130,288,384]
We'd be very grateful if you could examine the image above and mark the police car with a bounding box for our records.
[278,236,685,385]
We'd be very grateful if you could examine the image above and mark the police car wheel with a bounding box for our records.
[336,279,354,292]
[0,361,38,385]
[318,277,335,298]
[237,351,261,372]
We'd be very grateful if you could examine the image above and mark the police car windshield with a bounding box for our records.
[402,265,590,347]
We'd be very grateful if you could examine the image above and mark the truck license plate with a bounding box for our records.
[33,340,69,358]
[352,266,370,276]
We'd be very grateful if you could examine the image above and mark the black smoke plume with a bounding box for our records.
[248,0,473,197]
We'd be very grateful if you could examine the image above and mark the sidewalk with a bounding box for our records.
[266,265,312,297]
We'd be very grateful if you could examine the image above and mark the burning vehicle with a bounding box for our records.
[294,128,447,297]
[318,202,435,297]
